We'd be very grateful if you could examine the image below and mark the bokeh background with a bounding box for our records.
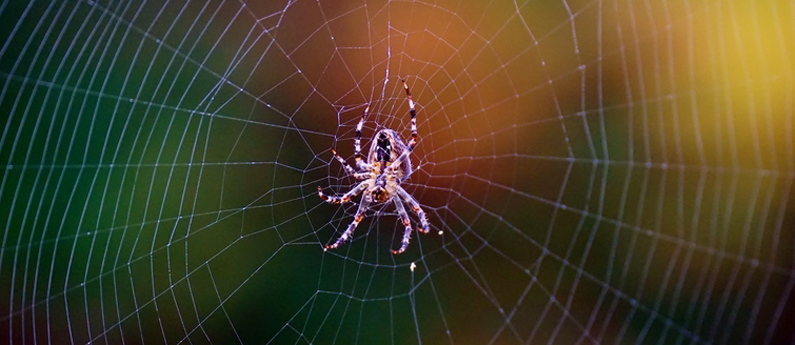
[1,0,793,344]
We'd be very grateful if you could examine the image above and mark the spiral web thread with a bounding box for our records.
[1,0,794,344]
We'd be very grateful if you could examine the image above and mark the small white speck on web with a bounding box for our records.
[438,230,443,235]
[410,262,416,272]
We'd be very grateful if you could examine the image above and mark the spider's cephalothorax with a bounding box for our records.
[318,80,435,255]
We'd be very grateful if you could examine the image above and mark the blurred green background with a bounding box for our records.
[1,0,793,344]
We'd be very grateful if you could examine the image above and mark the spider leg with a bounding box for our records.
[385,149,411,174]
[380,79,419,176]
[396,186,431,234]
[401,79,418,151]
[318,181,369,204]
[391,197,414,255]
[355,106,368,169]
[353,172,372,180]
[325,194,373,251]
[330,149,369,180]
[330,149,356,176]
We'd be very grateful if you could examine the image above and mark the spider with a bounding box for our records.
[318,80,433,255]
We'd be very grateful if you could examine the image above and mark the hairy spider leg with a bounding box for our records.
[330,149,356,176]
[391,198,414,254]
[354,106,368,168]
[353,172,372,180]
[318,181,369,204]
[382,79,418,175]
[384,147,412,175]
[325,194,373,250]
[401,79,418,151]
[396,186,431,234]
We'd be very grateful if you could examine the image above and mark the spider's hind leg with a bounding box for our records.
[318,181,368,204]
[325,194,373,251]
[391,197,413,255]
[396,186,431,234]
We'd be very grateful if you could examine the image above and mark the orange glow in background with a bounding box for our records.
[0,0,792,344]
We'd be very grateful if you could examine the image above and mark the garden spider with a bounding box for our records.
[319,80,433,255]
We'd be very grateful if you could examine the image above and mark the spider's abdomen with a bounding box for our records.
[368,129,411,181]
[375,132,392,164]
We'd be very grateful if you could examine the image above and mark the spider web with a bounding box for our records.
[1,0,794,344]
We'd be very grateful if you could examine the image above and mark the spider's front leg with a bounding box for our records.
[354,106,371,170]
[325,194,373,251]
[318,181,369,204]
[382,79,420,175]
[401,79,419,151]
